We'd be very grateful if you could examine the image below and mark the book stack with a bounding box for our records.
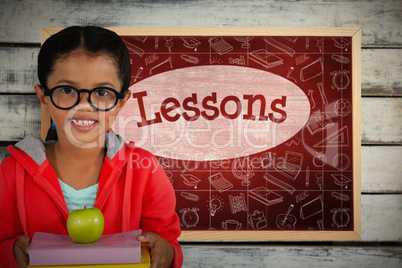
[28,230,150,268]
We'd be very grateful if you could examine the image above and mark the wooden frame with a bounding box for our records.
[40,28,361,241]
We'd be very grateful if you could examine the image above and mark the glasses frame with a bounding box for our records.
[43,85,126,112]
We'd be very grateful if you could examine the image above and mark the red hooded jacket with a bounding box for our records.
[0,134,183,267]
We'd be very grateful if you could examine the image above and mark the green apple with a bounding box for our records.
[67,206,104,243]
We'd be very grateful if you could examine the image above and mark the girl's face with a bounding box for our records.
[35,52,130,148]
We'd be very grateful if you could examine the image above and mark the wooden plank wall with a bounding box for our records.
[1,0,401,267]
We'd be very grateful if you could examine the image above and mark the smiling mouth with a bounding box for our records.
[70,119,97,126]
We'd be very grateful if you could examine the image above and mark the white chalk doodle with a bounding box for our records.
[180,207,199,228]
[331,70,350,91]
[181,174,201,189]
[300,194,323,220]
[331,208,350,228]
[276,204,297,230]
[334,99,352,117]
[248,210,267,230]
[232,158,255,186]
[249,186,284,206]
[222,219,243,230]
[209,173,233,193]
[229,193,247,214]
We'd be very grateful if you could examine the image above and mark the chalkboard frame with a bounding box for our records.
[40,28,361,241]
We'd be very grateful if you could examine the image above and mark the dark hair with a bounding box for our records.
[38,26,131,92]
[39,26,131,141]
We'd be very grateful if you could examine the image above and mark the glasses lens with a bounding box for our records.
[90,88,117,110]
[52,86,78,108]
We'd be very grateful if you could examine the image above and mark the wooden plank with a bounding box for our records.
[43,27,361,37]
[352,33,362,232]
[0,0,399,261]
[0,95,400,143]
[179,230,361,242]
[179,195,400,242]
[0,145,399,195]
[0,147,399,242]
[362,146,402,193]
[1,47,401,96]
[1,145,398,193]
[0,95,41,141]
[0,145,401,241]
[361,98,402,144]
[180,245,402,267]
[0,0,401,45]
[0,47,38,94]
[0,146,402,193]
[362,49,402,96]
[361,194,402,241]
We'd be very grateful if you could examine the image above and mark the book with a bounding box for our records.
[249,49,284,69]
[29,230,143,266]
[249,186,283,207]
[28,244,150,268]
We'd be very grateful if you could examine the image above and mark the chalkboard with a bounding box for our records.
[40,28,361,241]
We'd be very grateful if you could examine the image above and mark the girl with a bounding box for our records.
[0,26,183,268]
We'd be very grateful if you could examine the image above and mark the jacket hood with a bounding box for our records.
[13,133,126,166]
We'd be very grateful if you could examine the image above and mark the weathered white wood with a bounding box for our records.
[0,47,38,93]
[362,146,402,193]
[180,245,402,268]
[0,0,400,260]
[1,47,401,95]
[361,194,402,241]
[0,95,400,143]
[0,146,401,241]
[0,95,41,140]
[1,145,399,193]
[362,49,402,95]
[361,98,402,143]
[0,145,399,195]
[0,0,401,45]
[0,146,402,194]
[0,44,400,95]
[43,27,361,38]
[180,195,402,242]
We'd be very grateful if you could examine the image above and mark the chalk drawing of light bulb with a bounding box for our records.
[209,197,222,216]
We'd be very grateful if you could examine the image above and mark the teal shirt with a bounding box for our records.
[58,179,99,213]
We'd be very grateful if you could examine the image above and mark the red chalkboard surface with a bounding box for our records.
[41,28,361,241]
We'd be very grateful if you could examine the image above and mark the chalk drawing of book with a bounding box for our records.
[249,186,283,206]
[307,113,335,135]
[249,49,284,69]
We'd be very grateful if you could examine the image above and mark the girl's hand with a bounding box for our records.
[14,235,31,268]
[137,232,174,268]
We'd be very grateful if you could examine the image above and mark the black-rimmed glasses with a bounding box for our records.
[43,85,126,111]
